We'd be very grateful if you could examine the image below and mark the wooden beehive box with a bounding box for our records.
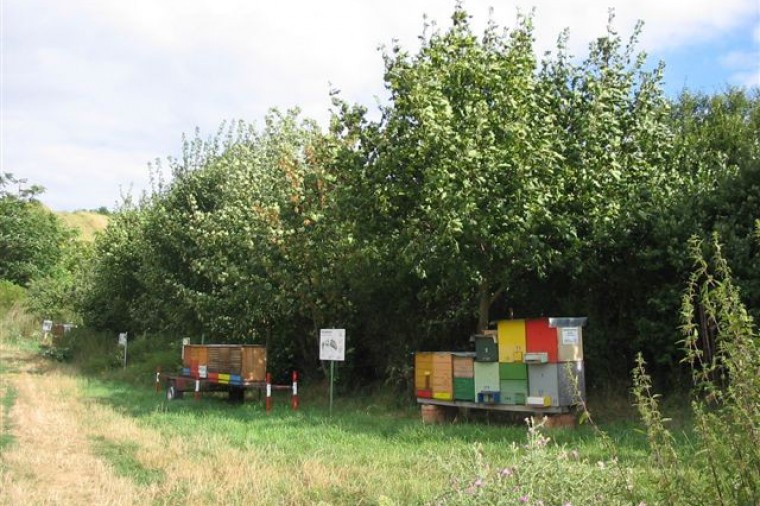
[182,344,266,381]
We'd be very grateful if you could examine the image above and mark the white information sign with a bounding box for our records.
[561,327,580,345]
[118,332,128,347]
[42,320,53,333]
[319,329,346,361]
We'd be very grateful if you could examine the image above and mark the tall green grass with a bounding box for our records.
[0,383,17,453]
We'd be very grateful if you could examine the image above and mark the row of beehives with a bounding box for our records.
[490,317,586,364]
[415,352,585,407]
[415,317,587,408]
[182,344,267,381]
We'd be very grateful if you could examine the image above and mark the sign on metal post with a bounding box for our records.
[320,329,345,415]
[42,320,53,333]
[118,332,128,368]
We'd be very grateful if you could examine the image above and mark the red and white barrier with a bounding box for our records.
[266,372,273,414]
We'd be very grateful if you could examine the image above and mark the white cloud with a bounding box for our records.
[2,0,758,210]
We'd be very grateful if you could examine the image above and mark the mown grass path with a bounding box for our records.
[0,345,152,505]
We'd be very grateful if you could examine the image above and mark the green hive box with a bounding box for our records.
[500,379,528,404]
[499,363,527,380]
[474,362,500,395]
[453,377,475,401]
[475,337,498,362]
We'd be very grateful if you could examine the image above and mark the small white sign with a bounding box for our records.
[182,337,191,346]
[42,320,53,333]
[199,365,207,379]
[319,329,346,361]
[118,332,128,346]
[561,327,579,345]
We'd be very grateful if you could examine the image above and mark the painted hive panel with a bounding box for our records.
[431,353,453,397]
[453,354,475,378]
[415,353,434,391]
[475,337,498,362]
[557,326,584,362]
[474,362,500,395]
[453,377,475,401]
[526,319,558,363]
[242,346,267,381]
[499,379,528,405]
[497,319,526,362]
[499,362,527,381]
[528,363,560,407]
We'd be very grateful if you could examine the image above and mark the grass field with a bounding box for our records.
[1,335,688,506]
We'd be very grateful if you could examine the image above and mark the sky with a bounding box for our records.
[2,0,759,211]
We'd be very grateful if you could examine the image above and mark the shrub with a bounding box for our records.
[634,236,760,505]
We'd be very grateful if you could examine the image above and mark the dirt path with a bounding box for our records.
[0,345,152,505]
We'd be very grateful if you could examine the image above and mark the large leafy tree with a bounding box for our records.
[334,8,676,332]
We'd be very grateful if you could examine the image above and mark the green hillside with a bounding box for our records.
[57,211,109,242]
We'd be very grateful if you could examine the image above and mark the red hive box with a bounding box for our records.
[525,318,558,363]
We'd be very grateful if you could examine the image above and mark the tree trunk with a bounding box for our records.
[477,278,490,333]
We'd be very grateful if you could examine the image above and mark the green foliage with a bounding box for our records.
[0,281,26,315]
[64,6,759,388]
[0,179,72,287]
[633,236,760,505]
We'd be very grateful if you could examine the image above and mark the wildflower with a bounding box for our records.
[569,449,579,460]
[474,479,483,488]
[563,502,572,506]
[519,496,529,503]
[638,502,647,506]
[499,467,514,477]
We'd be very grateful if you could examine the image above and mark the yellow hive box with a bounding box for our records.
[497,320,526,362]
[415,352,434,391]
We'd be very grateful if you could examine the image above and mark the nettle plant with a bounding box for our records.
[634,236,760,506]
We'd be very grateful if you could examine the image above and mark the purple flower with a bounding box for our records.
[499,467,514,477]
[474,479,483,488]
[519,496,529,503]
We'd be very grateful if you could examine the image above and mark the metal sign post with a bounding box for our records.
[319,328,345,416]
[118,332,128,368]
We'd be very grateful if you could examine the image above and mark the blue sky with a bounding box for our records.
[2,0,758,211]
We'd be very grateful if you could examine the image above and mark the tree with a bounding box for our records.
[333,7,675,333]
[0,174,71,286]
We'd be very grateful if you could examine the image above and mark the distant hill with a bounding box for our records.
[57,211,109,242]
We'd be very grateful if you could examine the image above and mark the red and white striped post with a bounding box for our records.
[155,367,161,393]
[291,371,299,411]
[265,373,272,414]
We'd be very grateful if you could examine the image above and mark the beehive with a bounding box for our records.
[415,352,434,394]
[182,345,266,381]
[527,361,585,407]
[431,353,454,400]
[452,353,475,378]
[498,362,527,381]
[499,379,528,405]
[556,325,584,362]
[453,377,475,401]
[475,336,498,362]
[474,361,500,396]
[526,319,559,363]
[497,319,526,362]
